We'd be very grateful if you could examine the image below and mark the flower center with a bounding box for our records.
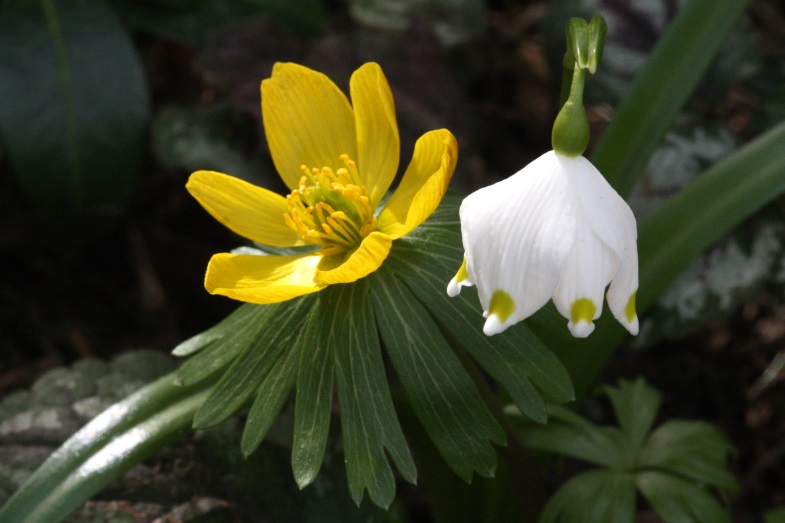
[284,154,377,257]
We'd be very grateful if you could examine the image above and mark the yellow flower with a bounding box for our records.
[187,62,458,304]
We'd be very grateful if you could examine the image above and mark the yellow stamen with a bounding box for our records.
[284,154,377,257]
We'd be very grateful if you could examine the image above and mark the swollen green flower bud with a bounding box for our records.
[552,67,589,157]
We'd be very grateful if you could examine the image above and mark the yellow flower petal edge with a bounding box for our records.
[187,171,301,247]
[315,231,393,285]
[377,129,458,239]
[205,252,326,304]
[262,63,357,191]
[350,62,400,206]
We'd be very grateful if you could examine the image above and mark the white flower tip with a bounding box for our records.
[623,316,639,336]
[483,314,507,336]
[447,277,461,297]
[447,258,473,297]
[568,320,595,338]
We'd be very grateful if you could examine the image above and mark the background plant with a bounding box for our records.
[2,0,785,521]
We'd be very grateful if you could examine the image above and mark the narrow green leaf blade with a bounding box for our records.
[240,333,301,457]
[0,0,149,218]
[636,471,732,523]
[175,304,279,385]
[371,272,505,482]
[593,0,751,197]
[331,280,416,508]
[292,294,336,489]
[193,297,312,429]
[636,121,785,311]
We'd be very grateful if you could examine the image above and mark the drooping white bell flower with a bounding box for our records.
[447,150,638,338]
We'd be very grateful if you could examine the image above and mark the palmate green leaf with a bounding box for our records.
[292,295,336,490]
[602,378,662,449]
[174,304,279,385]
[0,372,213,523]
[522,379,735,522]
[639,420,739,492]
[385,193,574,422]
[330,280,416,508]
[0,0,148,219]
[193,296,314,429]
[636,471,731,523]
[371,271,505,482]
[514,404,628,469]
[539,469,636,523]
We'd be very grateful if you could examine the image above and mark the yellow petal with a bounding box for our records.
[261,63,357,190]
[187,170,301,247]
[315,231,392,285]
[350,62,400,206]
[205,252,326,304]
[377,129,458,239]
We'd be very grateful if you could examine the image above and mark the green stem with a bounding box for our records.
[0,372,215,523]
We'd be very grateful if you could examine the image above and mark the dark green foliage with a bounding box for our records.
[512,378,738,523]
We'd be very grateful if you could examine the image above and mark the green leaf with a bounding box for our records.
[602,378,661,449]
[387,193,574,422]
[539,469,636,523]
[515,404,627,468]
[0,0,149,219]
[636,471,732,523]
[592,0,751,197]
[639,420,739,492]
[371,271,505,482]
[331,280,416,508]
[0,372,213,523]
[240,330,301,456]
[636,121,785,312]
[292,294,336,489]
[193,297,312,429]
[174,304,278,385]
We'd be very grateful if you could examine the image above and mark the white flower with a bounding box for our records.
[447,150,639,338]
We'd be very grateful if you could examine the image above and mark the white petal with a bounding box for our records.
[551,214,620,337]
[458,151,576,333]
[607,247,639,335]
[568,154,637,258]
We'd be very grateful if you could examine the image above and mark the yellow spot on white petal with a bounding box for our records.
[624,291,637,323]
[447,258,471,297]
[569,298,597,338]
[484,290,516,335]
[489,289,516,323]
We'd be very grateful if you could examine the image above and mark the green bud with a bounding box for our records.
[566,18,589,70]
[587,15,607,74]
